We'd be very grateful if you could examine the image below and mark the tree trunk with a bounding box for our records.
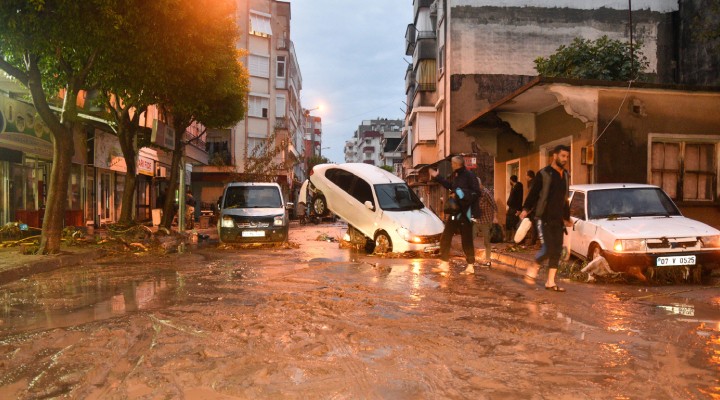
[38,126,75,254]
[117,117,139,226]
[160,117,189,229]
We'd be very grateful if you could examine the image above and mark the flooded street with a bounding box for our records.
[1,223,719,399]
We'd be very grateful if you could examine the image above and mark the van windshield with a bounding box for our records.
[374,183,424,211]
[224,186,282,209]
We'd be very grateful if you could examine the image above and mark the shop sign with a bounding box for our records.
[151,119,175,150]
[464,156,477,169]
[137,155,154,176]
[94,129,127,173]
[0,95,53,159]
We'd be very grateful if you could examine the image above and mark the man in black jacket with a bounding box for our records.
[505,175,523,242]
[519,145,571,292]
[429,156,480,275]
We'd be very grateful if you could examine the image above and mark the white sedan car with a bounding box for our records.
[308,163,444,253]
[568,183,720,276]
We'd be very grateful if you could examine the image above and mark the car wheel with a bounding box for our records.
[374,231,392,254]
[588,243,602,260]
[313,195,328,217]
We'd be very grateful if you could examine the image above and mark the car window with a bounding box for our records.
[351,178,375,207]
[224,186,282,209]
[326,169,355,194]
[375,183,424,211]
[587,188,681,219]
[569,191,586,220]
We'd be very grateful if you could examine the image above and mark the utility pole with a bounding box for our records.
[629,0,634,76]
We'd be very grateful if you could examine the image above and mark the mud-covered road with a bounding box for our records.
[1,223,719,399]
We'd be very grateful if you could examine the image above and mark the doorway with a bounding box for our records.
[99,171,113,224]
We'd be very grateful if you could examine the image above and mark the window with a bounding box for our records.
[365,139,371,145]
[248,95,269,118]
[326,169,355,194]
[416,59,436,91]
[247,138,266,155]
[248,55,270,78]
[651,140,716,201]
[350,178,374,207]
[276,95,286,118]
[438,45,445,76]
[569,192,585,220]
[249,11,272,37]
[276,56,286,78]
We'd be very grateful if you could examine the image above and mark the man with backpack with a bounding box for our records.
[429,156,480,275]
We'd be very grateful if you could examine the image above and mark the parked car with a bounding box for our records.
[568,183,720,275]
[308,163,444,253]
[217,182,290,244]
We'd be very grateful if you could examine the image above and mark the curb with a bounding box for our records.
[0,249,107,285]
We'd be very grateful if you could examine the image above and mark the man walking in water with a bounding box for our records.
[519,145,571,292]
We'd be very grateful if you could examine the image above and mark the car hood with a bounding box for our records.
[387,208,444,235]
[221,208,284,217]
[593,216,720,238]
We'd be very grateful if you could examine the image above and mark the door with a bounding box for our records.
[347,176,377,236]
[569,191,592,258]
[99,171,113,224]
[324,168,358,223]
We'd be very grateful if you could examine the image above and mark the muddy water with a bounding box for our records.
[0,223,718,399]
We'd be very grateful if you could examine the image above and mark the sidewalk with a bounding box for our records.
[0,225,218,286]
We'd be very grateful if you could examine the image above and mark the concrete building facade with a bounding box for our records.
[345,119,403,170]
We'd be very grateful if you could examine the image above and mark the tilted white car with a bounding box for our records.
[568,183,720,275]
[308,163,444,253]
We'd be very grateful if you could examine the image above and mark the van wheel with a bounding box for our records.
[374,231,392,254]
[313,195,328,217]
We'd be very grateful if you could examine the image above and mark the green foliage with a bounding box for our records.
[380,165,395,173]
[242,128,285,183]
[306,154,331,173]
[534,36,649,81]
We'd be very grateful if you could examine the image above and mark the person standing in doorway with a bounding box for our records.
[429,156,480,275]
[505,175,523,242]
[519,145,571,292]
[524,170,537,245]
[474,178,498,267]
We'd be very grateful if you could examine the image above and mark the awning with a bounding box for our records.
[250,12,273,37]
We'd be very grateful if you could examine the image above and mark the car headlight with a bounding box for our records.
[397,227,422,243]
[221,217,235,228]
[700,235,720,248]
[274,216,284,226]
[613,239,646,252]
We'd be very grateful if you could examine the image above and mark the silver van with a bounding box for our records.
[217,182,289,243]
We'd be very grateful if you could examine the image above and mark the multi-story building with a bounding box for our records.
[345,119,403,170]
[194,0,305,207]
[303,113,322,161]
[403,0,719,217]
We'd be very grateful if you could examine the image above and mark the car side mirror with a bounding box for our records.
[364,201,374,211]
[286,202,294,210]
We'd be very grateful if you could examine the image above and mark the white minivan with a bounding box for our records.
[308,163,444,253]
[217,182,289,244]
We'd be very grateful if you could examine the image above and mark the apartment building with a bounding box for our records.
[194,0,305,207]
[403,0,719,218]
[345,119,403,170]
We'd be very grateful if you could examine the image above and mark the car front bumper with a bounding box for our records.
[601,249,720,272]
[219,226,288,243]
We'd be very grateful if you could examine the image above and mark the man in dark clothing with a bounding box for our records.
[519,145,571,292]
[505,175,523,242]
[429,155,480,274]
[525,170,537,245]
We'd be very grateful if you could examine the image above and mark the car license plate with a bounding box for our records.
[241,230,265,238]
[423,245,440,253]
[656,255,696,266]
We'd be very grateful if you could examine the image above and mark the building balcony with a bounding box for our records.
[414,0,433,21]
[414,38,437,63]
[363,146,375,152]
[277,38,289,50]
[405,24,416,56]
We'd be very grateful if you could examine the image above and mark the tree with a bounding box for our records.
[0,0,120,253]
[306,154,331,174]
[157,0,248,230]
[534,36,649,81]
[243,127,287,183]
